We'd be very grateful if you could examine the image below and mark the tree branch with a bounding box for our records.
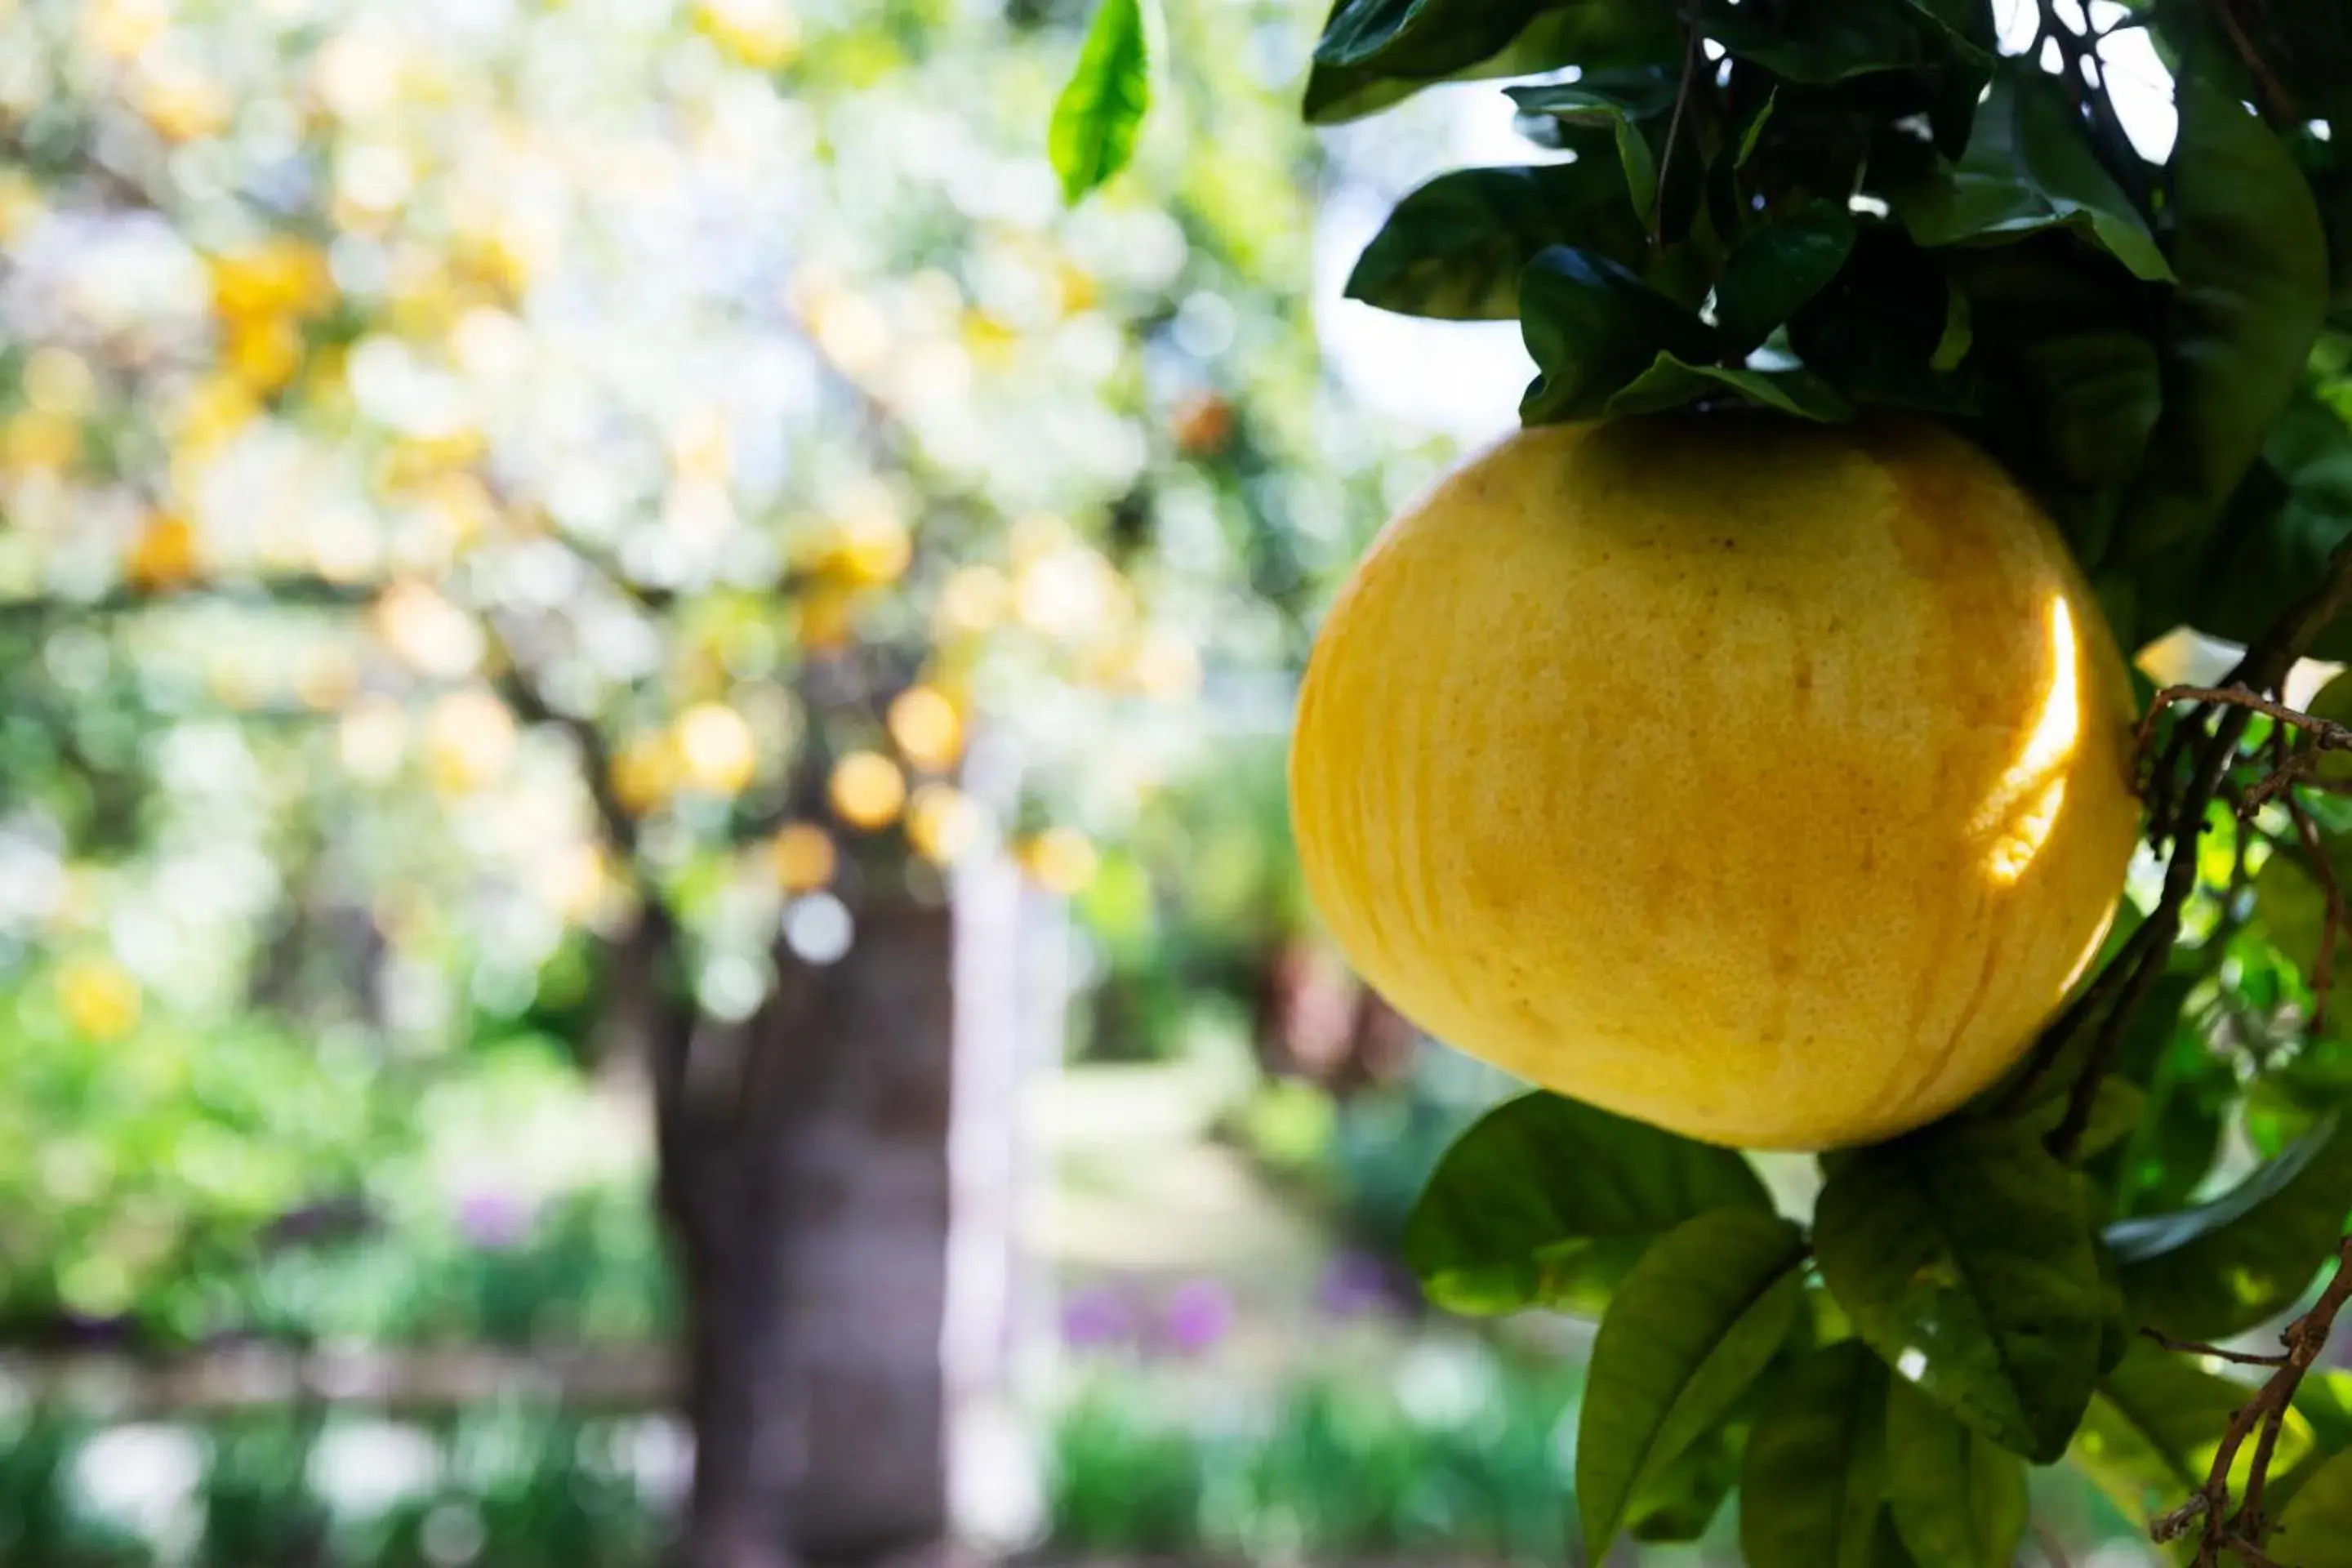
[2154,1237,2352,1566]
[2026,541,2352,1160]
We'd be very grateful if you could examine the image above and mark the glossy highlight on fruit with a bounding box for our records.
[1289,416,2141,1151]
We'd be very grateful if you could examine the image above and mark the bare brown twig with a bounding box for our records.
[2203,0,2297,126]
[2153,1237,2352,1566]
[2140,1325,2289,1368]
[2025,541,2352,1159]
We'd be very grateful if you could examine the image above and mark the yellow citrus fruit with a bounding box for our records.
[1289,417,2140,1151]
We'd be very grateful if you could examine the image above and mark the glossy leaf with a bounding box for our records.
[2114,63,2329,562]
[2109,1115,2352,1340]
[1576,1209,1806,1557]
[1305,0,1678,125]
[1604,354,1853,421]
[1714,204,1857,351]
[1814,1121,2100,1462]
[1740,1342,1888,1568]
[2143,383,2352,661]
[1517,247,1720,424]
[1048,0,1160,203]
[2069,1340,2313,1526]
[1344,163,1644,321]
[1886,65,2168,283]
[1884,1379,2028,1568]
[1698,0,1987,84]
[1504,78,1660,219]
[1401,1090,1768,1316]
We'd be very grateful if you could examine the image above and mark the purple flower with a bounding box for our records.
[1059,1285,1134,1350]
[1162,1279,1234,1356]
[457,1187,535,1250]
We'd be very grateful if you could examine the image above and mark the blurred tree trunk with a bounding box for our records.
[645,896,956,1568]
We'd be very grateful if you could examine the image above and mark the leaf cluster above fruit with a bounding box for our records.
[1299,0,2351,664]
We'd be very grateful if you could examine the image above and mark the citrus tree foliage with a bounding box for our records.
[0,0,1394,1343]
[1055,0,2352,1559]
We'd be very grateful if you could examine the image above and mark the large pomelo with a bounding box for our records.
[1288,416,2140,1150]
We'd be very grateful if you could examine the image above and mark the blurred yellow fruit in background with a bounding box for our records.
[1290,417,2142,1151]
[1023,826,1098,894]
[58,956,141,1041]
[906,784,981,864]
[675,703,759,795]
[771,823,838,892]
[887,685,963,772]
[830,751,906,831]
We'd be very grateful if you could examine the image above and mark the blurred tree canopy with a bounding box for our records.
[0,0,1414,1353]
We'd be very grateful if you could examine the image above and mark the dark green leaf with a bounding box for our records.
[2010,330,2163,489]
[1304,0,1678,125]
[1048,0,1159,203]
[1716,204,1858,351]
[1788,228,1976,412]
[1604,354,1853,421]
[1313,0,1531,69]
[2114,63,2329,562]
[1626,1423,1742,1543]
[2092,1236,2131,1374]
[2138,383,2352,659]
[1884,1379,2028,1568]
[1345,163,1645,321]
[1698,0,1987,84]
[2014,1076,2145,1161]
[1401,1089,1769,1315]
[1740,1342,1888,1568]
[1517,247,1720,423]
[1885,65,2169,283]
[2070,1340,2314,1526]
[1577,1209,1807,1557]
[2108,1115,2352,1339]
[1814,1121,2100,1462]
[2096,1024,2232,1221]
[1504,78,1661,220]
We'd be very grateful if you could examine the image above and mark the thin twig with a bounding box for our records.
[2032,541,2352,1159]
[2203,0,2297,125]
[2157,1236,2352,1566]
[1651,11,1700,250]
[2139,1325,2289,1368]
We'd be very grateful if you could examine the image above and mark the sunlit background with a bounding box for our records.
[0,0,2265,1565]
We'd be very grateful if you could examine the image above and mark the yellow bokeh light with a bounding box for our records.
[675,702,760,795]
[934,564,1008,637]
[374,581,482,678]
[906,784,981,865]
[887,684,963,772]
[22,347,96,417]
[58,956,141,1042]
[694,0,802,71]
[1973,595,2083,888]
[425,688,518,795]
[771,822,838,893]
[1023,826,1098,894]
[124,513,199,591]
[610,732,678,817]
[2,409,82,475]
[830,751,907,831]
